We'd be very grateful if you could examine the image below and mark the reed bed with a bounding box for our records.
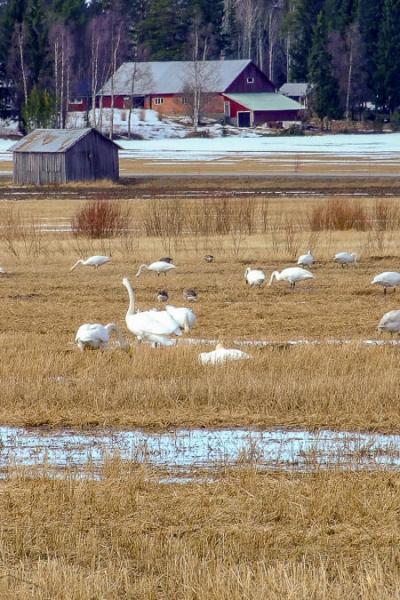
[0,465,398,598]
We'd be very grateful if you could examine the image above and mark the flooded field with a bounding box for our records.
[2,425,400,477]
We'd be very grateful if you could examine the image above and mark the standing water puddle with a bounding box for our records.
[1,426,400,477]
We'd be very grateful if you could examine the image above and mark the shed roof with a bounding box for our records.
[223,93,305,112]
[279,83,309,97]
[99,60,252,96]
[10,128,119,153]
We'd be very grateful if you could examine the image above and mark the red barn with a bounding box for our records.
[76,60,304,127]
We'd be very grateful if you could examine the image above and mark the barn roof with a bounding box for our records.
[10,128,120,153]
[223,93,305,112]
[99,60,252,96]
[279,83,309,98]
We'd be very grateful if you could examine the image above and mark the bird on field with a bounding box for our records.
[136,260,176,277]
[199,343,251,365]
[70,255,111,271]
[156,289,169,303]
[165,305,196,332]
[297,250,315,268]
[371,272,400,295]
[245,267,265,287]
[0,266,7,275]
[268,267,314,289]
[333,252,357,267]
[204,254,214,263]
[183,288,198,302]
[122,277,183,346]
[377,310,400,335]
[75,323,129,352]
[159,257,173,263]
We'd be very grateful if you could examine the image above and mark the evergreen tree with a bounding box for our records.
[375,0,400,112]
[289,0,324,81]
[24,0,50,85]
[358,0,384,100]
[21,85,56,130]
[139,0,190,60]
[308,10,342,120]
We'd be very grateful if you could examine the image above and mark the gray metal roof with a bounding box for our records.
[279,83,309,98]
[99,60,252,96]
[10,128,119,153]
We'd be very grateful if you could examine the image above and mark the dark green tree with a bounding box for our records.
[139,0,190,60]
[24,0,50,85]
[308,10,341,120]
[21,85,56,130]
[289,0,324,81]
[358,0,384,100]
[375,0,400,112]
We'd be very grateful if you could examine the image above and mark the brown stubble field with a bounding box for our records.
[1,176,400,598]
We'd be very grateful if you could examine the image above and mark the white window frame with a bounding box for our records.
[181,96,188,104]
[246,77,255,84]
[153,97,164,105]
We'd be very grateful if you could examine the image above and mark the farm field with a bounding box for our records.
[1,174,400,598]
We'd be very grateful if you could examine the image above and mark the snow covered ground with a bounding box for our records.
[1,131,399,163]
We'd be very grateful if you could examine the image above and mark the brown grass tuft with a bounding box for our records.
[71,199,131,238]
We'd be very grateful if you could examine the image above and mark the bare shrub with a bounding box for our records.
[0,207,47,257]
[308,199,368,231]
[372,200,400,231]
[71,199,131,238]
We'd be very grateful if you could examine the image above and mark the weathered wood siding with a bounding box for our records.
[13,129,119,184]
[65,131,119,181]
[14,153,67,184]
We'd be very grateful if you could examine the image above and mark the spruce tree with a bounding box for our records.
[375,0,400,112]
[308,11,342,120]
[289,0,324,81]
[358,0,384,101]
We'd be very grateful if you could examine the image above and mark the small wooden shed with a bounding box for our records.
[11,128,119,185]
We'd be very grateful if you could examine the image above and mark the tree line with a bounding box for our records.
[0,0,399,130]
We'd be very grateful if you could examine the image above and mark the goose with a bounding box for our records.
[70,255,111,271]
[183,288,198,302]
[334,252,357,267]
[245,267,265,287]
[159,257,173,263]
[371,272,400,295]
[297,250,315,268]
[122,277,182,346]
[268,267,314,289]
[199,343,251,365]
[204,254,214,263]
[156,290,169,303]
[377,310,400,335]
[136,261,176,277]
[75,323,129,352]
[71,256,111,271]
[165,305,196,332]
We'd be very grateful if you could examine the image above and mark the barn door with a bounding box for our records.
[237,111,251,127]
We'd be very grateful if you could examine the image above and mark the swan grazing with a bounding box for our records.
[122,277,182,346]
[183,288,198,302]
[70,255,111,271]
[377,310,400,335]
[136,261,176,277]
[268,267,314,289]
[297,250,315,268]
[245,267,265,287]
[334,252,357,267]
[199,343,251,365]
[156,290,169,303]
[165,305,196,332]
[75,323,129,352]
[371,272,400,295]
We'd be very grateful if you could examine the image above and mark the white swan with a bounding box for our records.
[245,267,265,287]
[122,277,182,346]
[199,343,251,365]
[75,323,129,352]
[371,272,400,295]
[334,252,357,267]
[136,261,176,277]
[165,305,196,332]
[377,310,400,335]
[268,267,314,289]
[297,250,315,267]
[70,255,111,271]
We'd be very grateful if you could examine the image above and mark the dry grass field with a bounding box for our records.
[0,465,399,599]
[0,177,400,598]
[0,185,398,430]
